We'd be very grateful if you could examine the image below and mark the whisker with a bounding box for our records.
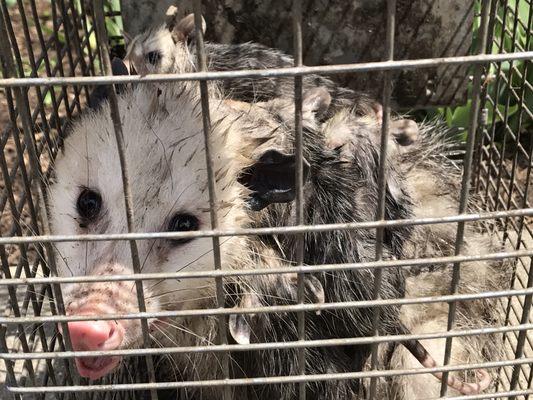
[148,237,233,293]
[146,285,213,300]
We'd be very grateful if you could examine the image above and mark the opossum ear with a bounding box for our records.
[302,87,331,118]
[121,30,133,47]
[171,13,207,44]
[390,119,419,146]
[229,313,251,345]
[165,5,179,31]
[228,293,261,345]
[371,102,383,121]
[88,57,130,109]
[239,149,310,211]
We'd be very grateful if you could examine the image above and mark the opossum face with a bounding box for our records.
[125,10,205,76]
[126,26,186,75]
[48,84,250,379]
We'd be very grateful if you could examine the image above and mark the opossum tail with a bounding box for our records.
[401,337,492,395]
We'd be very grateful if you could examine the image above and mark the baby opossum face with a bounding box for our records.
[48,83,250,379]
[125,10,205,76]
[126,27,180,75]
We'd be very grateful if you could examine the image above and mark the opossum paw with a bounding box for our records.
[452,368,492,395]
[474,369,492,392]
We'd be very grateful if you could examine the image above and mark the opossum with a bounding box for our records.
[48,59,496,399]
[379,126,510,399]
[124,6,377,119]
[228,89,508,398]
[123,6,420,153]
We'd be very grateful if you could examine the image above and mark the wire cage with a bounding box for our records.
[0,0,531,399]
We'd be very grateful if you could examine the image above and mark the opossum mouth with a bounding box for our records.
[75,355,121,380]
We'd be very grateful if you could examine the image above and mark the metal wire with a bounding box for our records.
[8,357,533,394]
[439,0,492,395]
[0,2,81,397]
[0,208,531,246]
[0,0,532,399]
[192,1,231,398]
[2,247,533,287]
[6,282,533,326]
[368,1,396,397]
[291,1,307,399]
[93,2,158,399]
[0,52,529,87]
[3,322,533,361]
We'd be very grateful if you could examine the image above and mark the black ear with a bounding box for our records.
[88,57,129,109]
[239,149,310,211]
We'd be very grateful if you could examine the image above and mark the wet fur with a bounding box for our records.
[125,19,376,120]
[52,44,510,400]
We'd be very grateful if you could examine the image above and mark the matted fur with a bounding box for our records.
[49,72,509,399]
[125,15,376,120]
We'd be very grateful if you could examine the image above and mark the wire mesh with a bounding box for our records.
[0,0,531,399]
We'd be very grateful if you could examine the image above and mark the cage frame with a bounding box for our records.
[0,0,532,399]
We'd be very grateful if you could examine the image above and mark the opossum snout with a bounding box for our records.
[62,264,148,379]
[65,319,124,380]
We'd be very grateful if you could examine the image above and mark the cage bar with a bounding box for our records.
[0,0,532,399]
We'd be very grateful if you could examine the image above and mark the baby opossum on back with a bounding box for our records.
[123,6,421,160]
[233,90,509,399]
[124,6,376,119]
[49,56,500,399]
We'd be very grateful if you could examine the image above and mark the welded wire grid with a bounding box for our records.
[0,1,531,400]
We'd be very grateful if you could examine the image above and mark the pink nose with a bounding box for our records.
[67,320,123,351]
[66,320,124,380]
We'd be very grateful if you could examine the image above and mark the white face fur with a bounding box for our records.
[49,83,249,348]
[125,12,203,76]
[126,26,187,76]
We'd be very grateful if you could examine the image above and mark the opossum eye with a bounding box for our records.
[76,189,102,223]
[146,50,162,65]
[168,213,199,244]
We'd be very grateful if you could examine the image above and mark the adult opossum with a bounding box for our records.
[49,59,496,399]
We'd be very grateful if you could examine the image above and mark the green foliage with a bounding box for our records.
[73,0,124,72]
[418,0,531,142]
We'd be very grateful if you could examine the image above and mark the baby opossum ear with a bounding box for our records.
[171,13,207,44]
[302,87,331,119]
[238,149,311,211]
[371,102,383,121]
[228,293,261,345]
[121,30,133,47]
[390,119,419,146]
[88,57,130,109]
[164,5,179,31]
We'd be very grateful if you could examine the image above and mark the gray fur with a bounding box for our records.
[52,58,507,400]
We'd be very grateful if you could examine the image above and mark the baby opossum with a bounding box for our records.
[124,6,420,154]
[49,59,494,399]
[227,89,508,399]
[124,6,377,120]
